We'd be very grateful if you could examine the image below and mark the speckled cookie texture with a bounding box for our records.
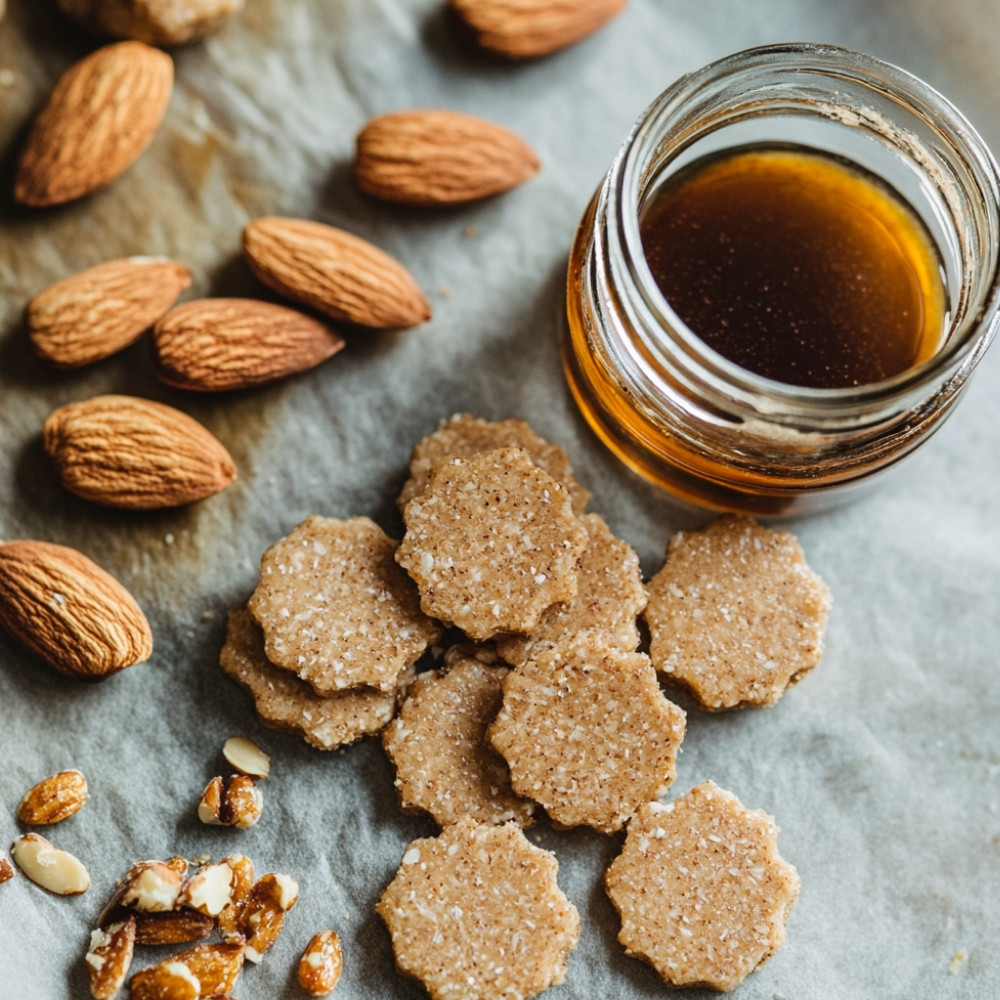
[496,512,646,667]
[605,781,801,992]
[398,413,590,515]
[376,817,580,1000]
[644,515,832,710]
[396,448,589,641]
[382,655,535,828]
[248,515,441,695]
[220,605,411,750]
[488,630,686,833]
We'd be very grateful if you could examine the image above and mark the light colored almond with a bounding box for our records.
[298,930,343,996]
[57,0,243,46]
[243,217,431,328]
[177,861,234,916]
[85,917,136,1000]
[28,257,191,370]
[450,0,627,58]
[17,769,89,825]
[355,110,540,206]
[222,737,270,779]
[15,41,173,207]
[152,297,345,391]
[0,540,152,681]
[133,909,215,947]
[43,394,236,509]
[10,832,90,895]
[0,851,15,885]
[241,873,299,963]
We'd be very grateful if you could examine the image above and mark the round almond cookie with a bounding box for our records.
[496,512,646,667]
[220,605,412,751]
[396,448,589,641]
[644,515,832,710]
[382,656,535,828]
[605,782,801,992]
[248,516,441,695]
[376,817,579,1000]
[397,413,590,514]
[488,630,686,833]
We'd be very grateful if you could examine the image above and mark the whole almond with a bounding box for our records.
[57,0,243,47]
[15,41,174,207]
[28,257,191,369]
[17,769,89,825]
[153,298,345,391]
[355,110,540,206]
[243,218,431,328]
[43,395,236,509]
[10,832,91,894]
[450,0,627,59]
[0,540,152,681]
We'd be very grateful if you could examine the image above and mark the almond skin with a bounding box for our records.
[0,540,152,681]
[153,297,345,391]
[17,770,89,825]
[43,395,236,509]
[355,110,540,206]
[243,217,432,328]
[57,0,243,47]
[15,41,174,207]
[450,0,627,59]
[28,257,191,369]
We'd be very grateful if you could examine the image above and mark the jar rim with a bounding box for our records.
[613,42,1000,417]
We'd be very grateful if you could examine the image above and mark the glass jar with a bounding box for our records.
[564,43,1000,515]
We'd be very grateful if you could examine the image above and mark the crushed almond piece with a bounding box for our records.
[241,873,299,963]
[248,516,440,694]
[220,605,414,750]
[298,930,343,996]
[383,655,534,828]
[605,782,800,991]
[644,515,832,710]
[489,630,686,833]
[398,413,590,514]
[0,851,14,885]
[397,447,588,640]
[497,512,646,666]
[85,916,135,1000]
[377,817,579,1000]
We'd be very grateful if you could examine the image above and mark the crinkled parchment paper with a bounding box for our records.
[1,1,999,997]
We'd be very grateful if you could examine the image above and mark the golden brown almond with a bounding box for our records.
[355,110,540,206]
[217,855,255,944]
[85,916,136,1000]
[17,769,89,825]
[152,297,345,391]
[0,540,152,681]
[450,0,627,58]
[120,862,183,912]
[243,218,431,329]
[56,0,243,46]
[298,930,343,996]
[129,961,200,1000]
[10,832,90,894]
[220,775,262,830]
[0,851,15,885]
[176,861,234,916]
[130,943,245,997]
[28,257,191,370]
[134,909,215,947]
[15,41,173,207]
[197,776,225,825]
[43,394,236,509]
[241,873,299,963]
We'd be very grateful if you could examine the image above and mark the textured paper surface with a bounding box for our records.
[1,2,999,997]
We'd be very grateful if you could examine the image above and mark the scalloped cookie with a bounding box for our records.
[496,512,645,666]
[398,414,590,514]
[605,781,800,992]
[382,656,535,828]
[644,515,832,710]
[377,817,579,1000]
[489,630,686,833]
[220,605,411,750]
[396,448,589,641]
[248,516,441,695]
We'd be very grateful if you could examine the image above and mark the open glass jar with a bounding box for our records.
[564,43,1000,515]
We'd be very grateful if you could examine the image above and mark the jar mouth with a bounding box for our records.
[613,42,1000,420]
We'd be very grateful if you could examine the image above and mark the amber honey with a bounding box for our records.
[639,145,946,389]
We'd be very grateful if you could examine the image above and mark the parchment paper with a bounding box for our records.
[1,1,999,997]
